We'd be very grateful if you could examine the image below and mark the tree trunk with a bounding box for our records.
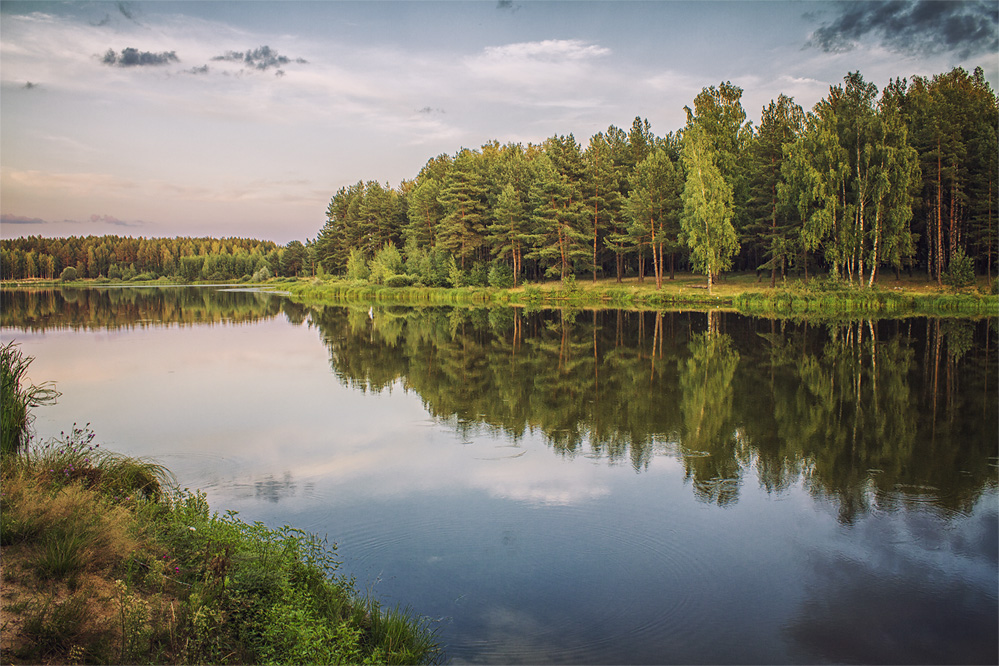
[936,138,944,285]
[868,208,881,288]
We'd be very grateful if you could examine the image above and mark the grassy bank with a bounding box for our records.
[278,272,998,318]
[0,344,442,665]
[4,271,996,317]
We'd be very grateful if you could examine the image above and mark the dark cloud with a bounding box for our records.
[211,46,308,75]
[808,1,999,58]
[418,106,446,115]
[186,65,210,75]
[102,47,179,67]
[23,81,38,89]
[1,214,46,225]
[90,214,142,227]
[117,1,135,22]
[497,0,521,11]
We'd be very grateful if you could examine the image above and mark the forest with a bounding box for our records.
[2,67,995,291]
[312,67,997,292]
[0,235,309,282]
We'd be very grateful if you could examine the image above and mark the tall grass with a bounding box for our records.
[1,341,59,457]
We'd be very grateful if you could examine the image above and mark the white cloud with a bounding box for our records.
[465,39,612,99]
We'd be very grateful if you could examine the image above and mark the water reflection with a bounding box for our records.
[1,286,284,330]
[309,304,997,521]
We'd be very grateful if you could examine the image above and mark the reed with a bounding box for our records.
[1,341,59,457]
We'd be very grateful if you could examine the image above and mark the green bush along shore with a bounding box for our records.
[277,271,998,318]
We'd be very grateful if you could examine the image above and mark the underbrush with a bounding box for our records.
[0,343,442,665]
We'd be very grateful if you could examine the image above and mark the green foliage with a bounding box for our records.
[346,248,370,282]
[384,273,415,288]
[369,242,406,285]
[467,261,489,287]
[943,248,975,288]
[446,255,466,288]
[35,526,88,580]
[1,341,59,457]
[59,266,78,282]
[680,123,739,291]
[488,262,514,288]
[404,243,449,287]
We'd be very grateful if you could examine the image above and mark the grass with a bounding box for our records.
[0,345,443,665]
[1,341,59,456]
[275,271,998,318]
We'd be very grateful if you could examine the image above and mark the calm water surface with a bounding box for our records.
[2,286,997,664]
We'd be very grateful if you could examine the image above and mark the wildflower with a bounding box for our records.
[189,527,196,532]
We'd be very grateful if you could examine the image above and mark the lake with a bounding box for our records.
[2,286,996,664]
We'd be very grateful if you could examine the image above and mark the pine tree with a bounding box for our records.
[437,149,487,270]
[624,147,682,289]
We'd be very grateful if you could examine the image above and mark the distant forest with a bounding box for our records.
[311,66,997,289]
[3,67,995,289]
[0,236,306,282]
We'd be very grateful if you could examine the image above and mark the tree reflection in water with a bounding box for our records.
[310,304,996,522]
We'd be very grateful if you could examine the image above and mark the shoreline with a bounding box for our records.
[3,272,997,318]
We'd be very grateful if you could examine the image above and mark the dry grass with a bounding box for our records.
[0,459,164,664]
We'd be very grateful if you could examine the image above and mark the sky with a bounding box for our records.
[1,1,996,245]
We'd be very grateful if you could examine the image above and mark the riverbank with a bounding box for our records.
[4,272,996,317]
[279,272,998,318]
[0,344,442,665]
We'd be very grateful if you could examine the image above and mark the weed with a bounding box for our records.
[35,526,88,581]
[19,592,90,660]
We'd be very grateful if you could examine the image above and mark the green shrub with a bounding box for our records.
[468,262,489,287]
[488,262,514,288]
[446,255,466,288]
[369,242,406,285]
[59,266,78,282]
[384,273,415,288]
[943,248,975,289]
[345,248,370,282]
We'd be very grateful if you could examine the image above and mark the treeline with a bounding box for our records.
[0,235,315,282]
[313,67,997,290]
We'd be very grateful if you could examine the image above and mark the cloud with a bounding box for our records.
[211,45,308,73]
[496,0,522,11]
[1,213,47,225]
[185,64,210,75]
[102,47,179,67]
[116,2,137,23]
[465,39,612,103]
[418,106,445,115]
[481,39,611,63]
[89,213,142,227]
[23,81,38,89]
[808,0,999,59]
